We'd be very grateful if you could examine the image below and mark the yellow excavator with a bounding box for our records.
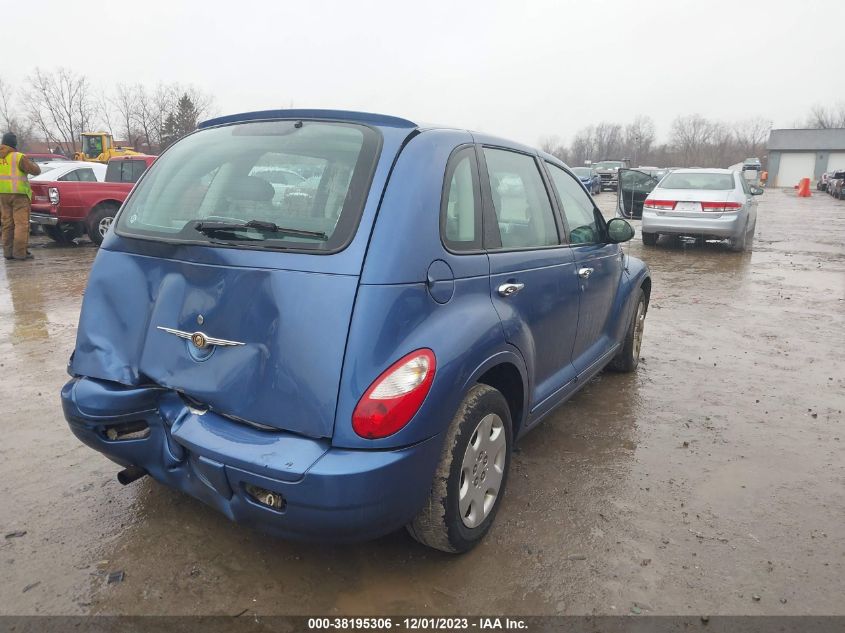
[73,132,142,163]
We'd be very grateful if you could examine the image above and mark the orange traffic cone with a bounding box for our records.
[797,177,811,197]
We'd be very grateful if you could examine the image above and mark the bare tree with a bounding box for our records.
[132,82,213,152]
[623,115,656,165]
[805,103,845,129]
[733,117,771,157]
[569,125,596,165]
[0,77,37,151]
[593,122,624,160]
[669,114,715,166]
[703,122,735,167]
[105,83,142,147]
[23,68,97,154]
[539,135,568,161]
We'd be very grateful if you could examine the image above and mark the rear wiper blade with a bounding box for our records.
[193,219,328,241]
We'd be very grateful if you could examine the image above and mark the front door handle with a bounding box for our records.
[497,282,525,297]
[578,267,594,279]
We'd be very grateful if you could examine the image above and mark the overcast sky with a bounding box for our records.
[8,0,844,146]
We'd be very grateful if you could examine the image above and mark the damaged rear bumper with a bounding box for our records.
[61,376,442,542]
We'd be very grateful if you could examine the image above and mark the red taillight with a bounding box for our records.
[700,201,743,212]
[643,199,676,210]
[352,349,436,439]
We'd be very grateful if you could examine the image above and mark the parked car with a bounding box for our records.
[640,168,762,251]
[29,155,155,245]
[827,170,845,199]
[571,167,601,195]
[816,172,831,191]
[249,166,307,204]
[593,159,631,191]
[30,161,106,184]
[61,109,650,553]
[27,152,68,164]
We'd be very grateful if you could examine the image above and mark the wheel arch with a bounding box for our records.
[462,349,529,440]
[90,198,122,213]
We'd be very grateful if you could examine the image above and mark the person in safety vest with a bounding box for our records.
[1,132,41,260]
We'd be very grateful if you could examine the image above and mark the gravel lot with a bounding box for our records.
[1,188,843,616]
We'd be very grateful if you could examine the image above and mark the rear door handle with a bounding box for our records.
[497,282,525,297]
[578,267,594,279]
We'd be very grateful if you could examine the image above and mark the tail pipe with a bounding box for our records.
[117,466,147,485]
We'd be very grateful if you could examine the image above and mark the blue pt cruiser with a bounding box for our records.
[62,110,651,553]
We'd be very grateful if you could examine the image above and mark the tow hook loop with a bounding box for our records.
[117,466,148,485]
[245,484,286,510]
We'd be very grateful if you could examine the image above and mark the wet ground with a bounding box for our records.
[1,189,843,616]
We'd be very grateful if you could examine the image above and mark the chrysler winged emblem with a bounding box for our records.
[157,326,245,349]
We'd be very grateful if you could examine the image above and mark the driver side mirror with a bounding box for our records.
[750,186,764,195]
[607,218,635,243]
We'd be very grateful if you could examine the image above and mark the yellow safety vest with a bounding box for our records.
[0,151,32,199]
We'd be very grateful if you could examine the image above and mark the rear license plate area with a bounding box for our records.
[675,201,702,212]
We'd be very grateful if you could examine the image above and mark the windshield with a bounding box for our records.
[116,120,380,252]
[83,135,103,157]
[572,167,591,178]
[659,172,735,190]
[593,161,624,170]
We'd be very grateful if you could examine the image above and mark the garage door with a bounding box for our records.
[826,152,845,172]
[776,152,816,187]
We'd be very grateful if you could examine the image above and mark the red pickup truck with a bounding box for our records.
[30,154,156,246]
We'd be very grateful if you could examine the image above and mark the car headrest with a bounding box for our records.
[230,176,275,203]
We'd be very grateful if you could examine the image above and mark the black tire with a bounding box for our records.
[730,222,749,252]
[642,232,658,246]
[87,203,120,246]
[407,384,513,553]
[608,288,646,373]
[44,223,83,244]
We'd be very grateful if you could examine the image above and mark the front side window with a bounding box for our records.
[441,147,481,251]
[116,121,381,252]
[546,163,602,245]
[483,148,559,249]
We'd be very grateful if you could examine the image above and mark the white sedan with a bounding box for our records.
[31,161,107,183]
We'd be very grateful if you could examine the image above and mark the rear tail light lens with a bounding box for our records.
[643,199,676,210]
[48,187,60,205]
[700,201,743,212]
[352,349,436,439]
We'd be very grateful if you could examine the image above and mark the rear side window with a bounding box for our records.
[107,160,148,183]
[441,147,481,251]
[129,160,148,183]
[660,172,735,190]
[546,163,602,245]
[76,168,98,182]
[58,170,79,182]
[483,148,559,249]
[116,121,381,252]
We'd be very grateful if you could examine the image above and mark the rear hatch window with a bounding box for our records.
[115,120,380,253]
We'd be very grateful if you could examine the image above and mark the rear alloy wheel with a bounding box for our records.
[87,203,120,246]
[608,288,647,372]
[44,223,83,245]
[642,232,658,246]
[407,384,512,553]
